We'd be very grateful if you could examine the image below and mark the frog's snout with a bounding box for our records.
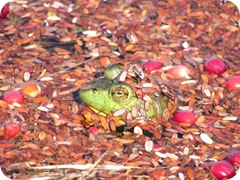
[73,89,86,106]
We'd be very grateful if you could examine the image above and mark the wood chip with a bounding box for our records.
[37,106,49,112]
[133,126,143,135]
[145,140,153,152]
[200,133,214,144]
[113,108,126,117]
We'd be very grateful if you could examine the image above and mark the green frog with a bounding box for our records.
[78,63,168,120]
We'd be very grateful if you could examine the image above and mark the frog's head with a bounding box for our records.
[78,78,138,116]
[78,63,169,120]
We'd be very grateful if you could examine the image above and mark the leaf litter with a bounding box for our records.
[0,0,239,179]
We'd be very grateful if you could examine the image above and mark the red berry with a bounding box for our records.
[0,4,9,19]
[204,57,226,74]
[225,151,240,165]
[3,90,25,104]
[153,144,162,149]
[227,76,240,91]
[88,126,98,134]
[173,111,197,125]
[209,160,236,180]
[3,123,21,140]
[166,65,192,79]
[141,61,163,73]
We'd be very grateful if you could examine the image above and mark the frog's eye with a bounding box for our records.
[111,86,129,102]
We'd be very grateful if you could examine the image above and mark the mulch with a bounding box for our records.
[0,0,239,179]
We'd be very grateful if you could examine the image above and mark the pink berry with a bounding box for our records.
[204,57,226,74]
[166,65,192,79]
[0,4,10,19]
[141,61,163,73]
[3,90,25,104]
[227,76,240,91]
[3,123,21,140]
[209,160,236,180]
[173,111,197,125]
[225,151,240,165]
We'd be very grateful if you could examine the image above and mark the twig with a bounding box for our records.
[79,149,109,179]
[28,163,139,171]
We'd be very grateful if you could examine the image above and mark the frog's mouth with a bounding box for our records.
[88,106,107,117]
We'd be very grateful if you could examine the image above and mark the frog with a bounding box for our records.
[78,63,168,121]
